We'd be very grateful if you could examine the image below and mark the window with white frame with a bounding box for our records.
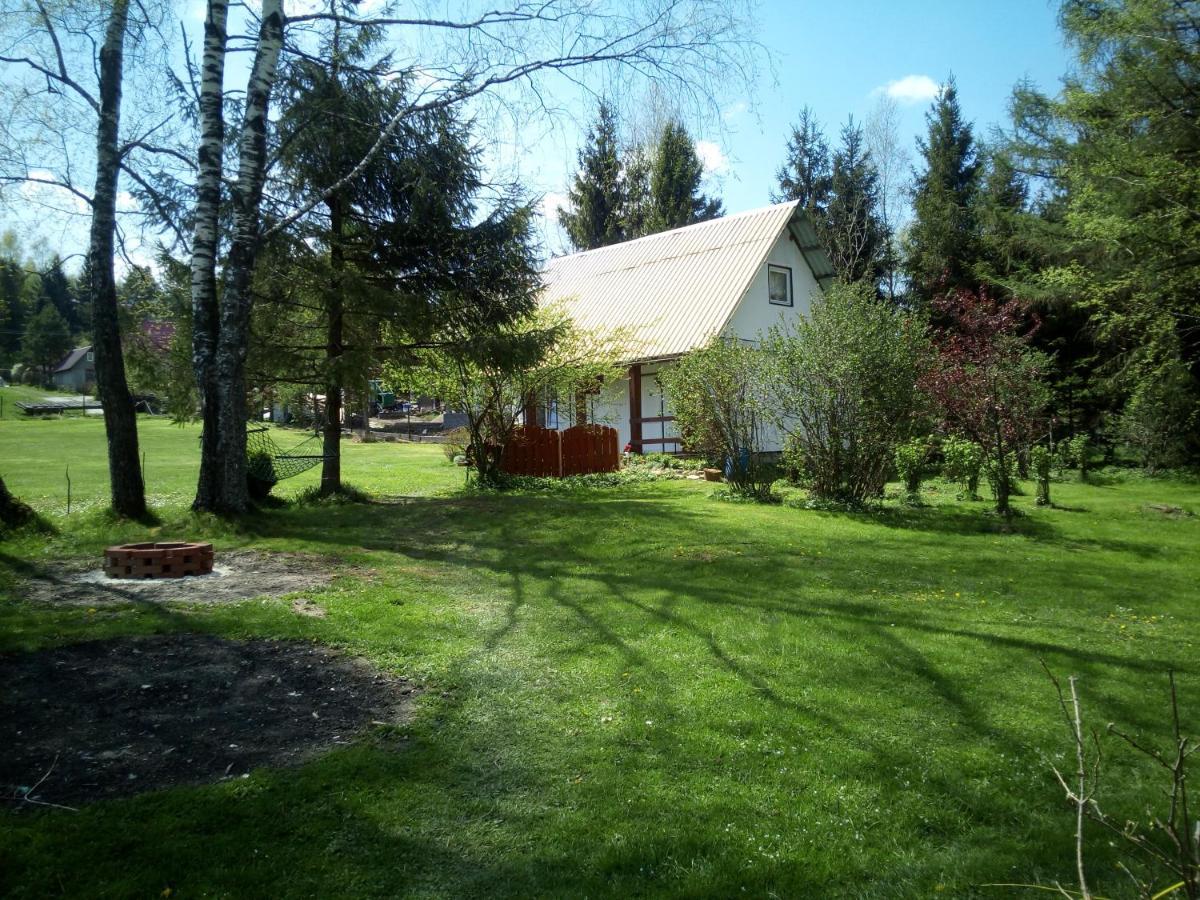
[767,264,792,306]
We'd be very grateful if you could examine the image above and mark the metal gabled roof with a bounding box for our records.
[53,346,91,373]
[541,200,830,362]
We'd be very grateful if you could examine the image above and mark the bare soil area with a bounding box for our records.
[1,634,414,805]
[21,550,337,606]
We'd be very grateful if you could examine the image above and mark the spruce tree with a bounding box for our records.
[0,253,25,361]
[22,303,72,385]
[264,28,539,496]
[621,144,653,240]
[644,120,722,234]
[558,100,625,250]
[973,150,1034,296]
[906,77,980,301]
[772,106,831,214]
[41,257,79,334]
[824,118,889,286]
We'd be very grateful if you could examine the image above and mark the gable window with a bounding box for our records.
[767,264,792,307]
[86,351,94,362]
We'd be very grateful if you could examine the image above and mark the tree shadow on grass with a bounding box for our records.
[232,490,1193,764]
[830,503,1164,559]
[4,486,1188,897]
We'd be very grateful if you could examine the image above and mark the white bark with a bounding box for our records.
[208,0,285,512]
[190,0,229,511]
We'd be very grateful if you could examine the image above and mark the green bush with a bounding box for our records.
[659,337,777,502]
[782,433,808,486]
[1063,433,1091,481]
[893,437,928,498]
[765,281,927,503]
[442,426,469,462]
[624,453,704,477]
[1119,361,1199,472]
[1031,444,1052,506]
[942,436,983,500]
[246,450,277,500]
[983,452,1018,508]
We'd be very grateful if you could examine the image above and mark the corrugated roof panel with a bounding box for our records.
[541,201,821,361]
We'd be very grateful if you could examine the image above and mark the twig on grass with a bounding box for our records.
[3,754,79,812]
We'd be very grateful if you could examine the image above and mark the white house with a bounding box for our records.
[51,345,95,392]
[537,200,835,453]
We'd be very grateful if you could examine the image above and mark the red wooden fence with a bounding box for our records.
[561,424,620,476]
[501,424,619,478]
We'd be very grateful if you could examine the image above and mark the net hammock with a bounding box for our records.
[246,425,326,483]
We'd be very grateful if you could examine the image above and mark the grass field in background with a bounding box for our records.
[0,401,463,513]
[1,411,1199,897]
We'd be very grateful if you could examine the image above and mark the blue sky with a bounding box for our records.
[3,0,1074,268]
[533,0,1073,252]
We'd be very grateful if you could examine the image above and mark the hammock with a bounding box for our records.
[246,425,326,483]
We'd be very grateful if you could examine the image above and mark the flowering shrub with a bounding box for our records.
[920,290,1049,517]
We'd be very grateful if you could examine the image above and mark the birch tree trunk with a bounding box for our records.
[190,0,229,511]
[89,0,146,518]
[207,0,286,513]
[320,197,345,495]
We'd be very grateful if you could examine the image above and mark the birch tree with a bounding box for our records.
[0,0,172,517]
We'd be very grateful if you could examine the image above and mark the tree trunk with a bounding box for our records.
[195,0,284,514]
[190,0,229,511]
[320,198,345,495]
[0,474,37,531]
[89,0,145,518]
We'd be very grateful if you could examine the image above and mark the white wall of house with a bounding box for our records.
[552,230,822,455]
[724,231,819,341]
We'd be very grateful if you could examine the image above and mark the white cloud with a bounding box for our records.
[875,74,941,105]
[695,140,729,176]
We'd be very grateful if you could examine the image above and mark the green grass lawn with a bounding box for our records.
[2,415,1199,897]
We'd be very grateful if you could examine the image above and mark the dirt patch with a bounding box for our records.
[1,634,414,806]
[19,550,337,606]
[291,597,327,618]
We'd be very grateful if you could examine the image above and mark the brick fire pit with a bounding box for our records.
[104,542,214,579]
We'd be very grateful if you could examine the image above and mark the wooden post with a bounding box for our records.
[629,363,642,454]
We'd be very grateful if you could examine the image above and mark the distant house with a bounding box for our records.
[537,200,835,453]
[51,346,95,392]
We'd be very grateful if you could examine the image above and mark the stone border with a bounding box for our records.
[104,541,214,579]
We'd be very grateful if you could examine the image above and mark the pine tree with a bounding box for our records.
[558,100,625,251]
[824,118,889,286]
[906,77,980,302]
[644,120,722,234]
[772,106,831,214]
[22,302,72,385]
